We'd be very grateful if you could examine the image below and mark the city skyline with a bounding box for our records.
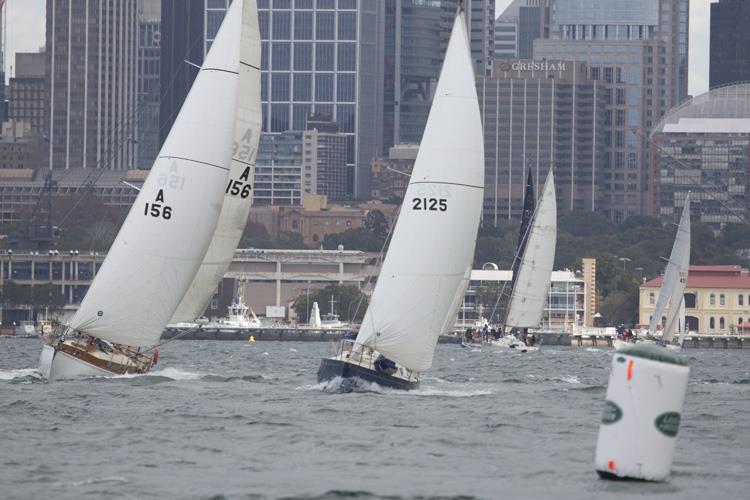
[3,0,715,98]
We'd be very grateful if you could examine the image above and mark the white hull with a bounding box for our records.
[487,337,539,352]
[40,347,117,381]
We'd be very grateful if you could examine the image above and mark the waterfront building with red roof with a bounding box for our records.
[639,265,750,335]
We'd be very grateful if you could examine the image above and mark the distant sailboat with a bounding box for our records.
[490,170,557,351]
[38,0,257,380]
[614,195,690,351]
[317,6,484,390]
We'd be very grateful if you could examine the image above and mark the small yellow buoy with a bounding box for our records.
[249,335,255,343]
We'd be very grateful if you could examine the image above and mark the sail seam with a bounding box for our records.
[200,67,240,75]
[409,181,483,189]
[158,155,230,172]
[240,61,261,71]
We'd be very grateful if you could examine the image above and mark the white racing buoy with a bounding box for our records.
[595,344,689,481]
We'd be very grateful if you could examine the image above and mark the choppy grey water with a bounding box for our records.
[0,339,748,500]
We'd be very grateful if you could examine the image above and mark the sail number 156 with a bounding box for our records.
[412,197,447,212]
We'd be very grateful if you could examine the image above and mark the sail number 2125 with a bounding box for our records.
[412,197,447,212]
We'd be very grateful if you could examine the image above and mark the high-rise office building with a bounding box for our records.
[494,4,519,60]
[305,115,348,201]
[47,0,140,170]
[650,83,750,230]
[534,0,689,221]
[710,0,750,89]
[0,3,5,126]
[159,0,206,145]
[383,0,444,147]
[258,0,384,199]
[8,52,47,134]
[254,116,349,206]
[494,0,541,60]
[441,0,494,75]
[517,1,541,59]
[479,60,607,224]
[383,0,494,150]
[136,1,160,169]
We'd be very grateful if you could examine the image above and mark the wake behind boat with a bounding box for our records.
[39,0,261,380]
[317,6,484,391]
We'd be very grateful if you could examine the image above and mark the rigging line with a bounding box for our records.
[350,205,401,325]
[487,202,538,326]
[148,325,205,351]
[635,127,750,226]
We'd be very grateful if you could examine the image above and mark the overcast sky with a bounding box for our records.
[4,0,713,96]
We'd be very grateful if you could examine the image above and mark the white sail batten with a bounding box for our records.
[505,170,557,329]
[650,195,691,343]
[69,1,244,347]
[354,12,484,372]
[170,0,262,323]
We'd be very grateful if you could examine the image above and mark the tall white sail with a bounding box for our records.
[650,194,691,343]
[505,170,557,329]
[69,1,243,347]
[170,0,262,323]
[354,11,484,372]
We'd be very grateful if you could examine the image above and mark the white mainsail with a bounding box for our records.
[354,11,484,373]
[170,0,261,323]
[504,170,557,329]
[650,194,691,343]
[69,1,243,347]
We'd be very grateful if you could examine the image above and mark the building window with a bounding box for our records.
[739,317,744,326]
[684,293,696,308]
[710,317,715,329]
[649,292,655,305]
[720,294,726,306]
[740,295,744,307]
[720,317,725,330]
[710,293,716,306]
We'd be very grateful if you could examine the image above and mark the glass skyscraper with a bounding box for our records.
[259,0,383,199]
[710,0,750,89]
[534,0,689,222]
[650,83,750,230]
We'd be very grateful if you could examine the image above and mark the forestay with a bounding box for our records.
[650,194,691,343]
[354,11,484,373]
[69,1,243,347]
[170,0,262,323]
[505,170,557,329]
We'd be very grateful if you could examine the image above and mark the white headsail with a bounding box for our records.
[354,11,484,372]
[650,194,691,343]
[170,0,261,323]
[505,170,557,329]
[68,2,244,347]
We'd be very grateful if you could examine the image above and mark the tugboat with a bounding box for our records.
[317,4,484,390]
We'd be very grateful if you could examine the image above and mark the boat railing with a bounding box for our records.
[329,339,419,383]
[50,323,153,372]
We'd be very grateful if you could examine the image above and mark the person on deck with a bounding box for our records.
[374,354,398,375]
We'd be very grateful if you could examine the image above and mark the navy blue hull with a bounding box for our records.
[317,358,419,391]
